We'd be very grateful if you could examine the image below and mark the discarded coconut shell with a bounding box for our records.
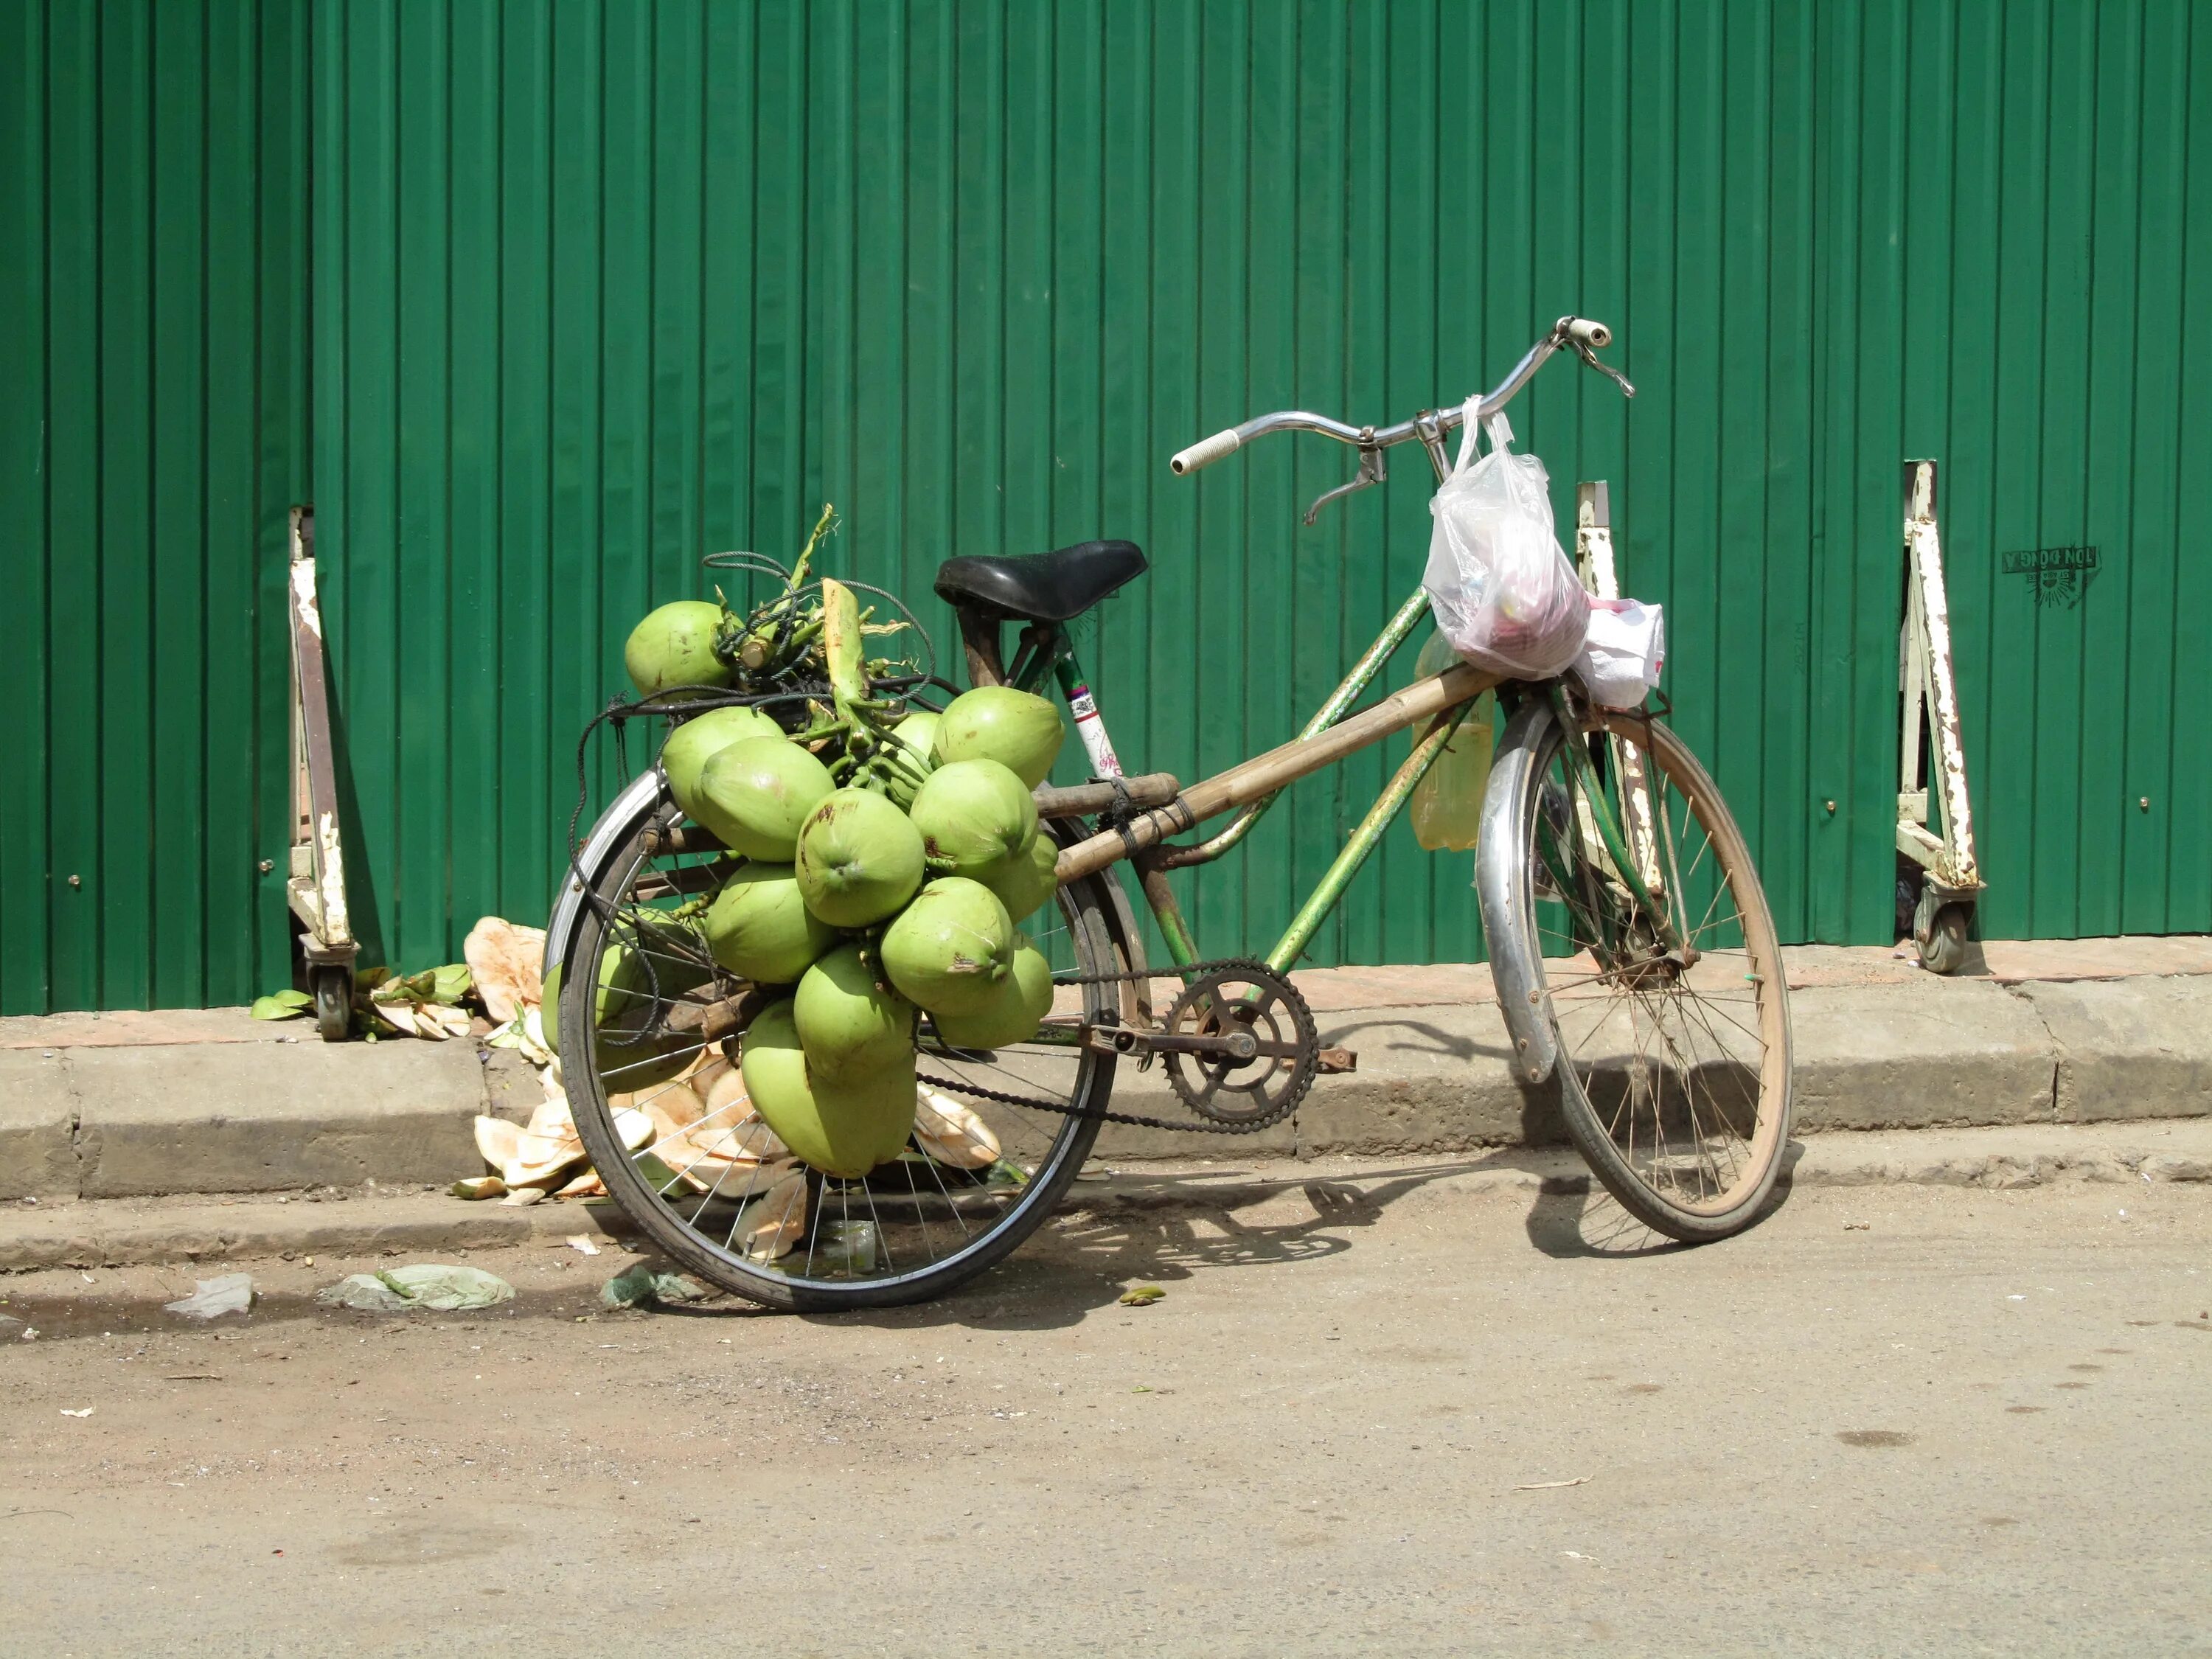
[504,1129,585,1189]
[474,1115,524,1170]
[914,1088,1001,1170]
[464,917,547,1023]
[733,1169,809,1261]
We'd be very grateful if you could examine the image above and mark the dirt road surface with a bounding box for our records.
[4,1173,2208,1656]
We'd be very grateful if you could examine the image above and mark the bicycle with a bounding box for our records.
[549,316,1794,1310]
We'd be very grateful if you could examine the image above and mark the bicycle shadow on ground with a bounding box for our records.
[812,1141,1747,1335]
[1520,1138,1804,1260]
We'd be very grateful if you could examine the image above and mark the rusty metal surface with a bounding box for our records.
[1899,462,1982,894]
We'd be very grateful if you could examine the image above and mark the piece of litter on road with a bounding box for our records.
[601,1265,709,1309]
[451,1175,507,1201]
[2008,1294,2026,1301]
[163,1374,222,1382]
[1562,1551,1599,1562]
[1515,1475,1591,1491]
[316,1264,515,1313]
[565,1235,600,1256]
[499,1184,548,1207]
[18,1328,37,1341]
[164,1273,255,1321]
[60,1408,94,1418]
[1119,1285,1165,1307]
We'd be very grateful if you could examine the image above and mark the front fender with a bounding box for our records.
[1475,695,1561,1085]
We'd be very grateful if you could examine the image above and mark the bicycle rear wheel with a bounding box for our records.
[1503,698,1793,1239]
[559,792,1129,1310]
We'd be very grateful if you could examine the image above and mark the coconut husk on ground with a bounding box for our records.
[464,917,546,1023]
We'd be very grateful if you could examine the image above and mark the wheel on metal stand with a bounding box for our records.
[311,964,353,1043]
[1503,700,1795,1242]
[560,799,1135,1311]
[1913,888,1971,975]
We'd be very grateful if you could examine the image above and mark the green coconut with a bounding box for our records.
[878,877,1015,1017]
[793,942,917,1082]
[704,862,837,984]
[930,931,1054,1051]
[660,705,785,820]
[739,999,918,1180]
[881,709,941,808]
[625,600,732,700]
[890,709,940,766]
[931,686,1065,788]
[978,827,1060,924]
[908,759,1039,882]
[694,735,836,860]
[793,789,927,928]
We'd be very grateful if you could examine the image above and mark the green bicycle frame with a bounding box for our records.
[1009,585,1472,978]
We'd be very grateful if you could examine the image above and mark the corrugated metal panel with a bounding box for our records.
[0,0,310,1014]
[308,0,2212,976]
[12,1,2207,1010]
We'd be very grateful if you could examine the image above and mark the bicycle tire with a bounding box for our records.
[561,791,1128,1311]
[1496,700,1793,1240]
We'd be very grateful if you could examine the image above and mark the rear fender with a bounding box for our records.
[542,769,671,987]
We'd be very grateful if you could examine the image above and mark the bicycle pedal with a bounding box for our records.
[1316,1047,1357,1074]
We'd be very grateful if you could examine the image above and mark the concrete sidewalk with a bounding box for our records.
[2,1118,2208,1273]
[2,937,2208,1206]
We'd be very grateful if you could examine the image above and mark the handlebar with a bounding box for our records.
[1169,428,1244,476]
[1168,314,1632,484]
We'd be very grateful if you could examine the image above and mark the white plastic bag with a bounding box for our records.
[1576,597,1666,708]
[1422,405,1589,678]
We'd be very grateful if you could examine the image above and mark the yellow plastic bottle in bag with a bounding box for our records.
[1410,629,1495,852]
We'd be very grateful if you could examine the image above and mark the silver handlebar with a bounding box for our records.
[1168,316,1635,508]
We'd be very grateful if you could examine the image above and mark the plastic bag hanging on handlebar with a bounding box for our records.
[1421,403,1589,679]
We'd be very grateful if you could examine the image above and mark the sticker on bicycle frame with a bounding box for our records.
[1066,683,1124,778]
[2001,544,2099,610]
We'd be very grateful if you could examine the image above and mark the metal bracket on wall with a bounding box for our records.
[1572,481,1661,896]
[285,507,361,1039]
[1896,460,1984,973]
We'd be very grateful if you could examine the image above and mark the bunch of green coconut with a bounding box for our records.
[580,547,1067,1189]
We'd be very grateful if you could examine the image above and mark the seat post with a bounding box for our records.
[953,605,1006,688]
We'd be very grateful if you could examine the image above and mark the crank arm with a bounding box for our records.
[1082,1026,1299,1062]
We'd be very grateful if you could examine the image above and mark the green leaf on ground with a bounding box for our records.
[250,995,308,1020]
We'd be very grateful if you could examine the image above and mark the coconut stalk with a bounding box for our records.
[813,577,929,796]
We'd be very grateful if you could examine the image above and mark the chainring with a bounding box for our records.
[1161,959,1318,1129]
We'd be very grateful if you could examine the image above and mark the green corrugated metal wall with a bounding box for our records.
[4,0,2208,1009]
[0,0,311,1014]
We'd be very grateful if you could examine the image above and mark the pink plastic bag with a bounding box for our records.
[1421,406,1589,678]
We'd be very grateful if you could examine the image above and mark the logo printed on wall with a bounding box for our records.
[2001,544,2099,610]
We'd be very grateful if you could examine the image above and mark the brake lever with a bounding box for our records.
[1304,443,1386,526]
[1572,338,1637,399]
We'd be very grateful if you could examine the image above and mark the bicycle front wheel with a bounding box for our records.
[1506,699,1793,1239]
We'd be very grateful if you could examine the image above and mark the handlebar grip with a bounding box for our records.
[1169,428,1242,476]
[1563,316,1613,349]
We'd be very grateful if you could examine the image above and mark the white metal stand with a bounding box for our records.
[285,507,360,1038]
[1896,460,1983,972]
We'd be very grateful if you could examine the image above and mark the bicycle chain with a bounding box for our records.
[917,956,1317,1135]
